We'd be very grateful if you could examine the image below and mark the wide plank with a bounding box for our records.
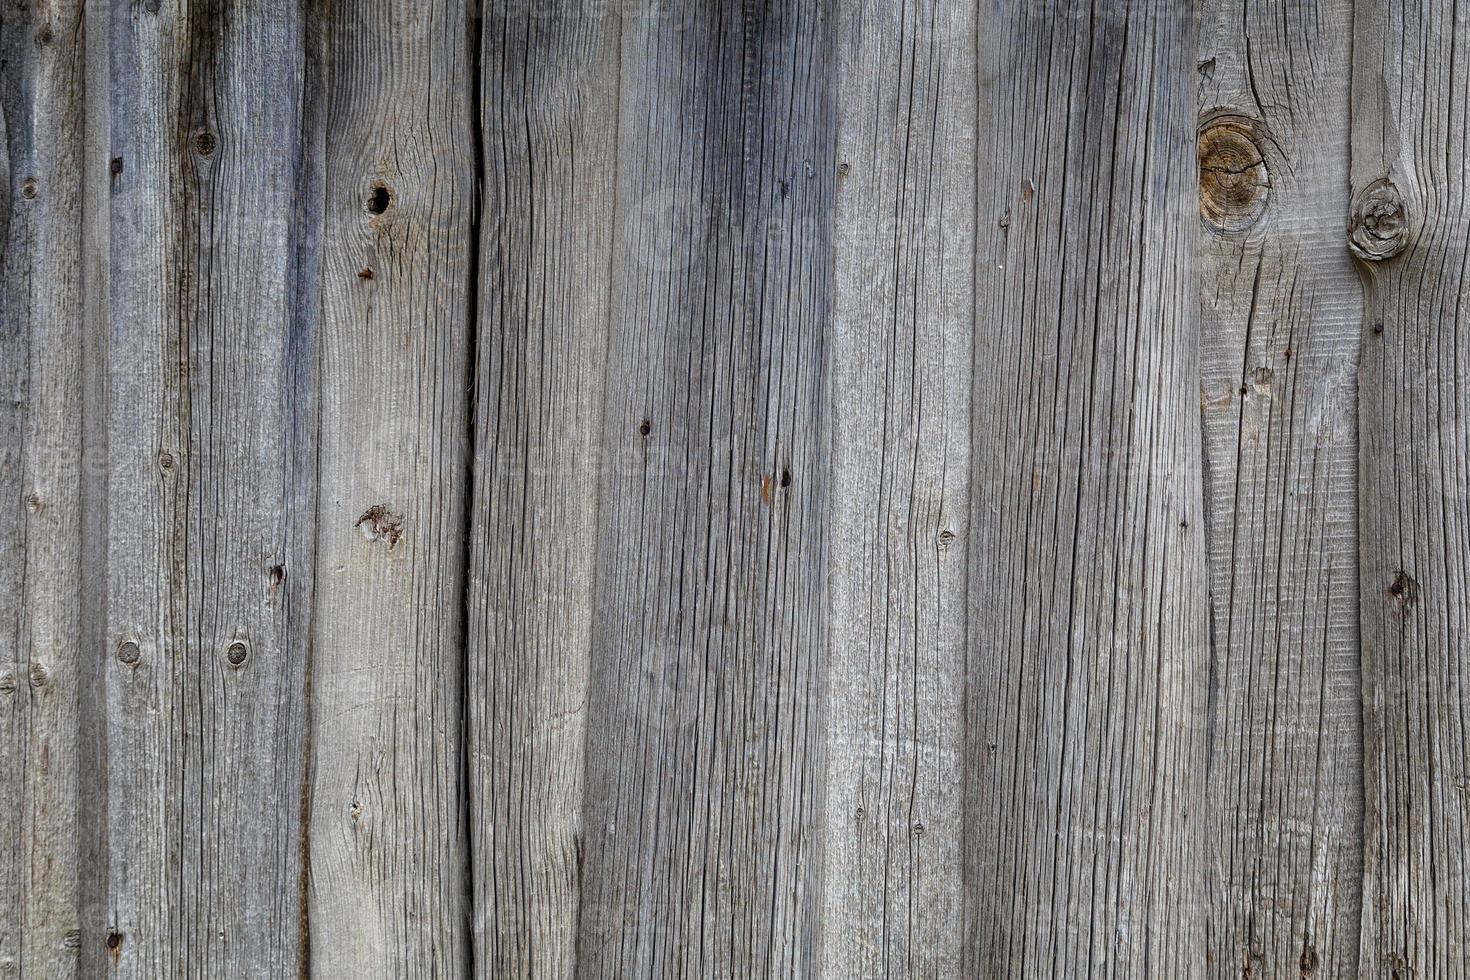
[304,0,475,974]
[467,5,622,978]
[575,3,832,974]
[819,1,974,976]
[102,1,312,974]
[1197,1,1365,975]
[965,0,1210,973]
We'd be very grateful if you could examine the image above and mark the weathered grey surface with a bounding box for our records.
[101,1,311,975]
[819,2,973,977]
[0,1,87,975]
[468,5,621,978]
[965,0,1210,974]
[1352,0,1470,974]
[13,1,1470,976]
[1197,2,1365,976]
[572,2,831,975]
[304,0,474,975]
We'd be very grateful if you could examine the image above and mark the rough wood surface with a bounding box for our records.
[467,5,621,978]
[965,1,1210,974]
[819,2,973,976]
[1197,2,1365,976]
[101,1,312,975]
[572,2,831,975]
[14,1,1470,976]
[0,1,87,975]
[304,0,475,975]
[1352,0,1470,974]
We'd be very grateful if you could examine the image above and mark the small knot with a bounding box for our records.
[28,662,47,688]
[1198,116,1269,232]
[1349,178,1409,261]
[193,130,216,157]
[118,640,142,667]
[20,178,37,200]
[366,184,392,215]
[1388,570,1418,607]
[225,640,249,668]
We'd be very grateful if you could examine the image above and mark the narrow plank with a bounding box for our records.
[303,0,475,975]
[467,6,622,977]
[0,0,88,974]
[965,0,1210,974]
[102,1,312,974]
[575,2,832,974]
[1196,1,1364,975]
[818,1,973,976]
[1352,0,1470,973]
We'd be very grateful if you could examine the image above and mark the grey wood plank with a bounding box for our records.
[1196,2,1365,976]
[964,0,1210,974]
[467,5,622,978]
[0,1,88,975]
[1352,1,1470,974]
[818,2,974,976]
[101,1,312,976]
[303,0,475,975]
[574,2,831,975]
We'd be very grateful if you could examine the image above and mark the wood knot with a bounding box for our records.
[355,504,404,547]
[1198,116,1270,232]
[1349,177,1409,261]
[366,184,392,215]
[117,640,142,667]
[1388,570,1418,607]
[192,130,216,157]
[225,640,249,668]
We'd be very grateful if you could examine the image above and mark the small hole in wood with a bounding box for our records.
[780,468,792,488]
[366,185,391,215]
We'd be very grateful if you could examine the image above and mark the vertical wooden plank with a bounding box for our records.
[818,1,973,976]
[0,1,87,974]
[467,5,621,977]
[574,2,832,975]
[1196,2,1364,976]
[1353,1,1470,973]
[965,0,1208,974]
[103,0,311,975]
[304,0,474,975]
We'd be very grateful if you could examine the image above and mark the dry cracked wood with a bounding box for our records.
[1198,1,1365,976]
[966,0,1211,974]
[1353,0,1470,974]
[102,0,312,974]
[0,1,88,975]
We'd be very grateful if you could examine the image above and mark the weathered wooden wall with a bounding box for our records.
[3,0,1469,978]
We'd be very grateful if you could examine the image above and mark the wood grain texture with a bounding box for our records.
[1352,0,1470,974]
[819,2,973,976]
[1197,2,1365,976]
[102,0,312,975]
[0,1,88,975]
[304,0,474,975]
[573,1,831,975]
[467,5,621,977]
[965,0,1210,974]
